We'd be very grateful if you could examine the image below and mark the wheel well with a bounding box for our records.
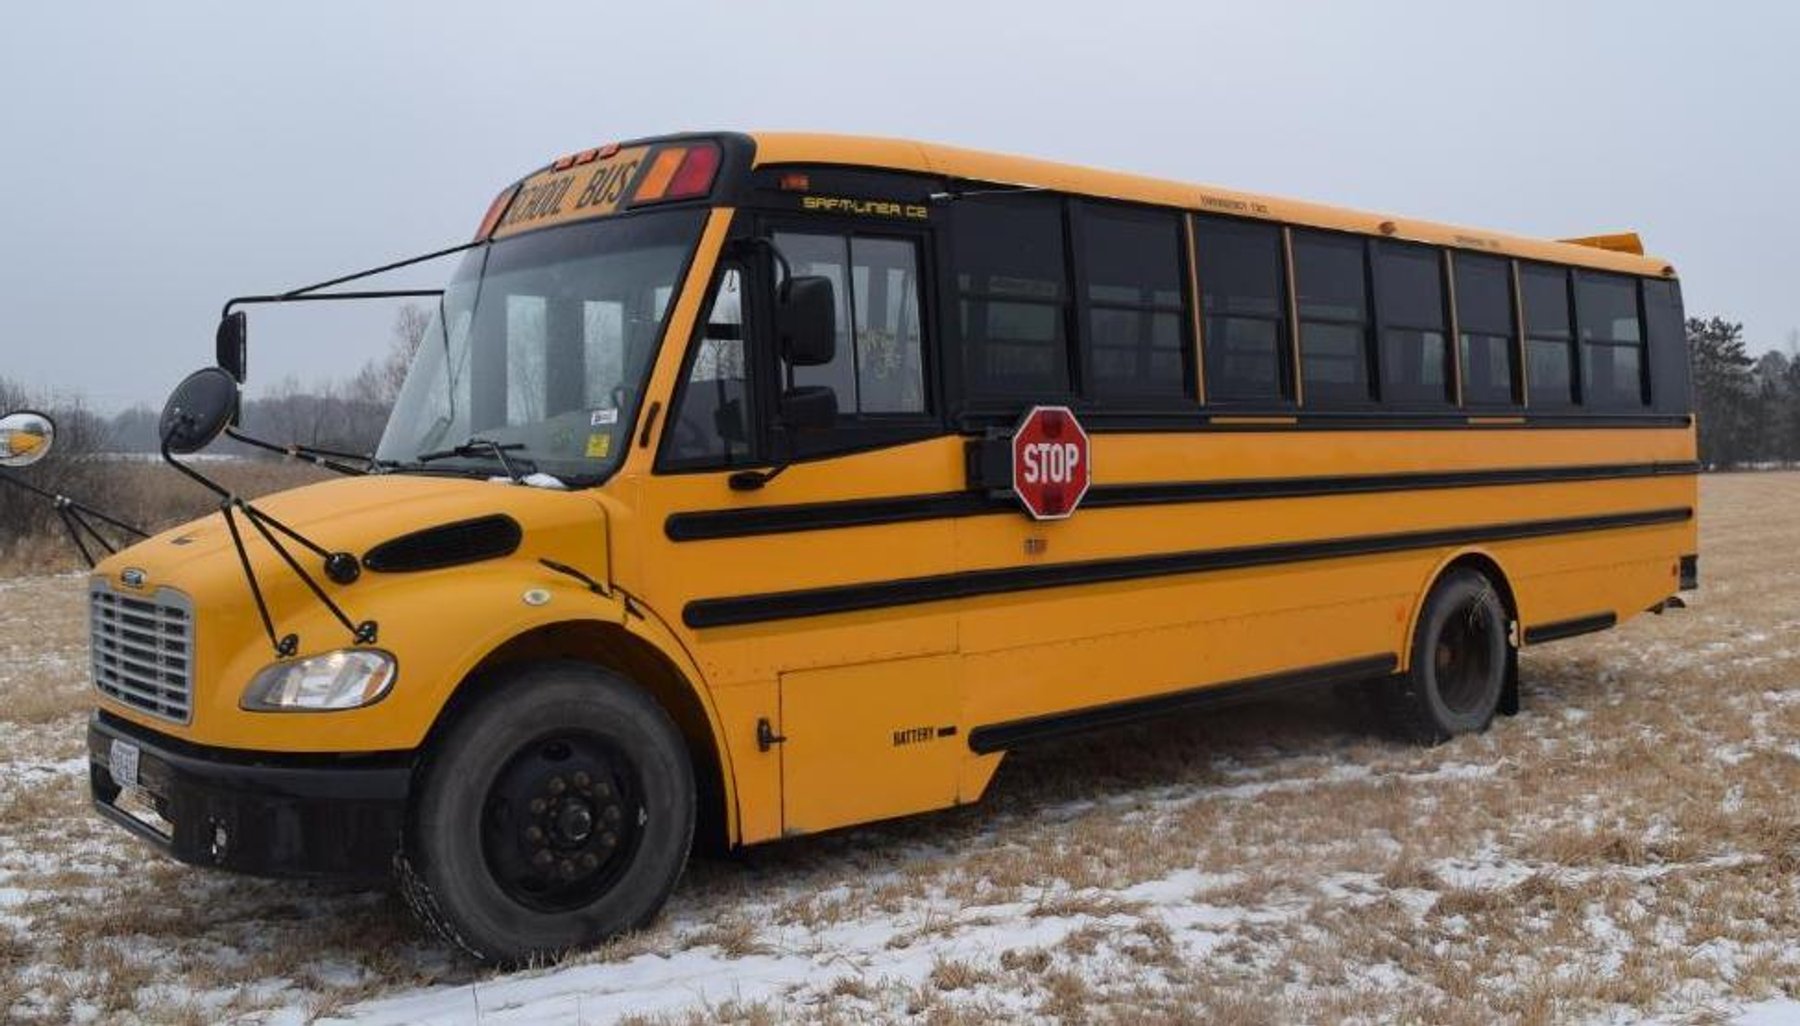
[1435,551,1521,716]
[1439,552,1518,626]
[424,621,731,854]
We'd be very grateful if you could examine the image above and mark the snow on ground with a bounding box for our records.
[0,473,1796,1024]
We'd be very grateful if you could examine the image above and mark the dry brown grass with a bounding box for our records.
[0,457,330,575]
[0,472,1796,1022]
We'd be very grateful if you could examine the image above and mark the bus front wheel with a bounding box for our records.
[397,661,695,966]
[1380,568,1508,744]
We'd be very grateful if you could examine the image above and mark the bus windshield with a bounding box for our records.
[377,208,706,485]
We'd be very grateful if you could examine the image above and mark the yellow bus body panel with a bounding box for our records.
[89,143,1697,849]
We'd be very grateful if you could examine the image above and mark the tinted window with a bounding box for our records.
[1520,265,1572,339]
[664,266,753,467]
[774,232,929,416]
[850,237,928,413]
[1453,254,1518,406]
[1528,340,1573,405]
[1374,242,1450,405]
[1375,243,1445,328]
[1643,278,1690,413]
[953,197,1070,396]
[1520,264,1576,406]
[1294,233,1367,321]
[1193,217,1289,402]
[1293,231,1372,403]
[1080,206,1188,398]
[1576,271,1646,408]
[1576,273,1641,343]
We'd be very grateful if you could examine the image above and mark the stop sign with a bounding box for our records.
[1011,405,1091,520]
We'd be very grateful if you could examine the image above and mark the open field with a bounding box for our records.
[0,473,1796,1023]
[0,458,331,576]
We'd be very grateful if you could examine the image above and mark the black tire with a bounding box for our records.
[1380,568,1509,744]
[397,661,695,966]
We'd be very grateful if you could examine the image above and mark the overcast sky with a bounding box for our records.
[2,1,1794,413]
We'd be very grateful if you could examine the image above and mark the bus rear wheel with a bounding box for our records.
[1381,568,1508,744]
[397,662,695,966]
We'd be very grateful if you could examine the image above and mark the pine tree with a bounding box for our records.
[1686,317,1754,467]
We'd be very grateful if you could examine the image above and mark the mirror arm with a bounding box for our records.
[221,502,295,658]
[223,426,369,476]
[731,237,791,288]
[0,470,149,542]
[55,505,97,568]
[159,436,231,500]
[223,237,486,316]
[167,438,372,659]
[221,288,445,320]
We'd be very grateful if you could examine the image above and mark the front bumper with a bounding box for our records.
[87,711,413,883]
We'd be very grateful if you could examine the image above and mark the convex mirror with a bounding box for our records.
[0,410,55,467]
[160,367,241,454]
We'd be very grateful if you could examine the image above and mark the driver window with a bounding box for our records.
[663,266,754,467]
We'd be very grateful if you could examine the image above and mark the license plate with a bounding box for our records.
[109,739,140,789]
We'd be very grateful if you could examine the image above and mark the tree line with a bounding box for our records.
[94,305,430,457]
[1688,318,1800,468]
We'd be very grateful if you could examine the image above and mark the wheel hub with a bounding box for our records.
[481,733,642,912]
[556,800,594,843]
[1435,598,1498,716]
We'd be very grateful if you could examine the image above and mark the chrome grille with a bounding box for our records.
[91,582,194,724]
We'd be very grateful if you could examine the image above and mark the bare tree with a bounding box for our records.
[383,303,431,404]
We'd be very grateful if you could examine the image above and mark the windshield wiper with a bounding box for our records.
[414,437,536,483]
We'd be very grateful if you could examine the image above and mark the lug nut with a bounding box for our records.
[573,771,590,789]
[559,859,576,878]
[528,798,547,815]
[603,804,622,824]
[526,826,544,845]
[595,782,613,799]
[601,831,617,848]
[533,850,553,869]
[580,853,598,870]
[548,776,567,795]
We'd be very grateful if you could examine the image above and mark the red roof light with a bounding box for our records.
[666,145,720,200]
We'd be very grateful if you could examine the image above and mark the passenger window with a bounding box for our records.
[1079,205,1189,398]
[1453,254,1519,406]
[1293,231,1373,404]
[1576,272,1647,408]
[773,231,928,415]
[663,267,753,467]
[1192,216,1289,402]
[952,197,1070,396]
[1374,242,1451,405]
[505,295,549,423]
[1520,264,1577,407]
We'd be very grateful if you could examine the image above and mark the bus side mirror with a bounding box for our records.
[779,385,837,432]
[216,311,248,388]
[0,410,56,467]
[160,367,241,455]
[777,276,837,367]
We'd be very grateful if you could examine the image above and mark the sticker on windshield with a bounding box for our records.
[590,408,619,427]
[585,433,613,459]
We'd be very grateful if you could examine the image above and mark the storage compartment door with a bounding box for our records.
[779,654,962,835]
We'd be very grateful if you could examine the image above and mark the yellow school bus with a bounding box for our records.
[85,132,1697,964]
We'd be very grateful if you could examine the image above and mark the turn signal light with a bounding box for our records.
[473,184,520,241]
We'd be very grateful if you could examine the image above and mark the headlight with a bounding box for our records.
[241,649,397,711]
